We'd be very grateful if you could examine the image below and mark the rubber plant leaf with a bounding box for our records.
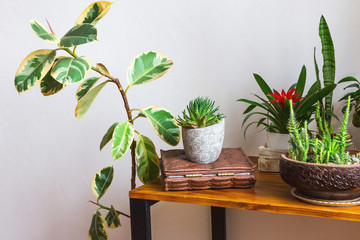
[96,63,110,76]
[60,24,97,47]
[51,56,91,85]
[15,49,56,93]
[75,81,110,119]
[75,1,113,25]
[91,166,114,200]
[105,205,121,228]
[30,19,60,44]
[40,70,64,96]
[76,77,101,101]
[136,135,160,184]
[140,106,180,146]
[127,51,173,87]
[88,210,108,240]
[111,121,134,160]
[100,122,119,150]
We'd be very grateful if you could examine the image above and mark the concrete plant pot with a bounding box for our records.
[266,131,290,149]
[182,119,225,164]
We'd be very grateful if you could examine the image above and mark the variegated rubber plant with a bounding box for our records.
[14,2,180,239]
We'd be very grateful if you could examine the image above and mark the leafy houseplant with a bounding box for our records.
[177,97,226,164]
[14,2,180,239]
[338,77,360,127]
[280,97,360,203]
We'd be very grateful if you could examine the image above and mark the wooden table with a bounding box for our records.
[129,157,360,240]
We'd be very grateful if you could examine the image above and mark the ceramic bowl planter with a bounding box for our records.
[182,119,225,164]
[280,151,360,205]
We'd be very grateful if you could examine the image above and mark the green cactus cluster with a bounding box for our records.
[288,96,353,164]
[177,97,225,128]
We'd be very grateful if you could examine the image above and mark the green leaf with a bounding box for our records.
[40,70,65,96]
[105,205,121,228]
[295,65,306,97]
[100,122,119,150]
[91,166,114,200]
[30,19,60,43]
[89,210,108,240]
[75,81,110,119]
[136,135,160,184]
[127,51,173,87]
[112,121,134,160]
[140,106,180,146]
[51,56,91,85]
[96,63,110,75]
[15,49,56,93]
[338,76,359,84]
[75,1,113,25]
[253,73,272,100]
[60,24,97,47]
[76,77,101,101]
[319,15,335,116]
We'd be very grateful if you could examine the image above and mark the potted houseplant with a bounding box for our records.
[280,97,360,206]
[14,2,180,239]
[177,97,226,164]
[338,77,360,128]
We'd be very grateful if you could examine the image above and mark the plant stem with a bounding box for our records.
[64,47,137,189]
[89,200,130,218]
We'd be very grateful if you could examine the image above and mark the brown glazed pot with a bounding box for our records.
[280,151,360,200]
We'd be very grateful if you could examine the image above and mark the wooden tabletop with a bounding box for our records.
[129,157,360,222]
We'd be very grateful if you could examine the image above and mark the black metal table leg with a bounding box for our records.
[130,198,158,240]
[211,206,226,240]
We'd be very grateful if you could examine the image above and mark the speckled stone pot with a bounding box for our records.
[280,151,360,201]
[182,119,225,164]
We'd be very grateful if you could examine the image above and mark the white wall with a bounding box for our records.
[2,0,360,239]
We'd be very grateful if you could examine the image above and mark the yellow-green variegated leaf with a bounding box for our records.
[40,70,65,96]
[136,135,160,184]
[112,121,134,160]
[15,49,56,93]
[76,77,101,101]
[89,210,108,240]
[105,205,121,228]
[60,24,97,48]
[100,122,119,150]
[30,19,60,44]
[141,106,180,146]
[96,63,110,76]
[127,51,173,87]
[51,56,91,85]
[75,81,110,119]
[91,166,114,200]
[75,1,113,26]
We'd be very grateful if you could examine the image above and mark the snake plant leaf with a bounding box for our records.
[112,121,134,160]
[75,81,110,119]
[140,106,180,146]
[51,56,91,85]
[96,63,110,76]
[100,122,119,150]
[105,205,121,228]
[60,24,97,47]
[30,19,60,44]
[136,135,160,184]
[15,49,56,93]
[75,1,113,26]
[40,70,65,96]
[319,16,335,118]
[88,210,108,240]
[127,51,173,87]
[76,77,101,101]
[91,166,114,200]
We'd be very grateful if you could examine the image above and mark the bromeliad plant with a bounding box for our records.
[288,97,354,164]
[176,97,226,128]
[237,65,336,136]
[338,77,360,127]
[14,2,180,239]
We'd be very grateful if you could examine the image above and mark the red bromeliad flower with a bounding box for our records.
[269,88,304,108]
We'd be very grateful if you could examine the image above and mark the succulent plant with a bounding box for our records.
[177,97,225,128]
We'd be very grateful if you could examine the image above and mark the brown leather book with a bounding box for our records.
[160,148,257,191]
